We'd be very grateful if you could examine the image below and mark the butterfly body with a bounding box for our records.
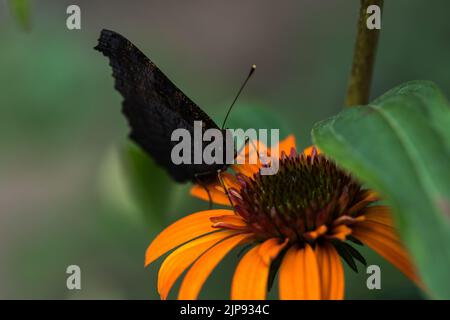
[95,29,229,183]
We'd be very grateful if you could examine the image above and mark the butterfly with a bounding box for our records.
[95,29,253,185]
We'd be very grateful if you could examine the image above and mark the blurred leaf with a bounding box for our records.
[9,0,31,30]
[312,81,450,299]
[121,143,174,225]
[98,143,174,226]
[98,147,141,222]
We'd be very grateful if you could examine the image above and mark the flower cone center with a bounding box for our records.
[231,152,370,243]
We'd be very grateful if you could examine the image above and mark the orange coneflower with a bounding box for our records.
[145,135,419,300]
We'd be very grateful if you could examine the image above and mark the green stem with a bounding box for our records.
[345,0,384,107]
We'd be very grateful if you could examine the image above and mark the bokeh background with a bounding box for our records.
[1,0,449,299]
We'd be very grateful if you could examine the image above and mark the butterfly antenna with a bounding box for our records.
[221,64,256,130]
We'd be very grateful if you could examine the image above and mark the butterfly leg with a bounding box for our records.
[216,170,236,213]
[235,136,249,158]
[247,136,260,160]
[235,137,260,164]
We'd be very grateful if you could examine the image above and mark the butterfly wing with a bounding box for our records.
[95,29,227,182]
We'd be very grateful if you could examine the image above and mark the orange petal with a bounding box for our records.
[231,245,267,300]
[303,145,321,156]
[315,242,344,300]
[352,216,419,283]
[257,238,289,265]
[145,209,234,266]
[274,134,296,157]
[235,139,268,166]
[360,206,394,227]
[327,224,352,241]
[190,183,231,206]
[279,244,321,300]
[363,190,379,202]
[220,172,241,190]
[304,225,328,241]
[232,163,260,178]
[231,238,286,300]
[347,191,380,215]
[232,135,297,176]
[210,215,248,229]
[234,136,296,172]
[177,233,252,299]
[158,230,236,299]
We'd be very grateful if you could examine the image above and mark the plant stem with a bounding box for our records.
[345,0,384,107]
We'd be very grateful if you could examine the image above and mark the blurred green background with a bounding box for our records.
[1,0,448,299]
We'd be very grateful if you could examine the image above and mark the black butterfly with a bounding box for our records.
[95,29,239,185]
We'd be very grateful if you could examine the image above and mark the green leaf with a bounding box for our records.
[121,143,174,225]
[9,0,31,30]
[98,143,175,226]
[312,81,450,299]
[98,147,141,222]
